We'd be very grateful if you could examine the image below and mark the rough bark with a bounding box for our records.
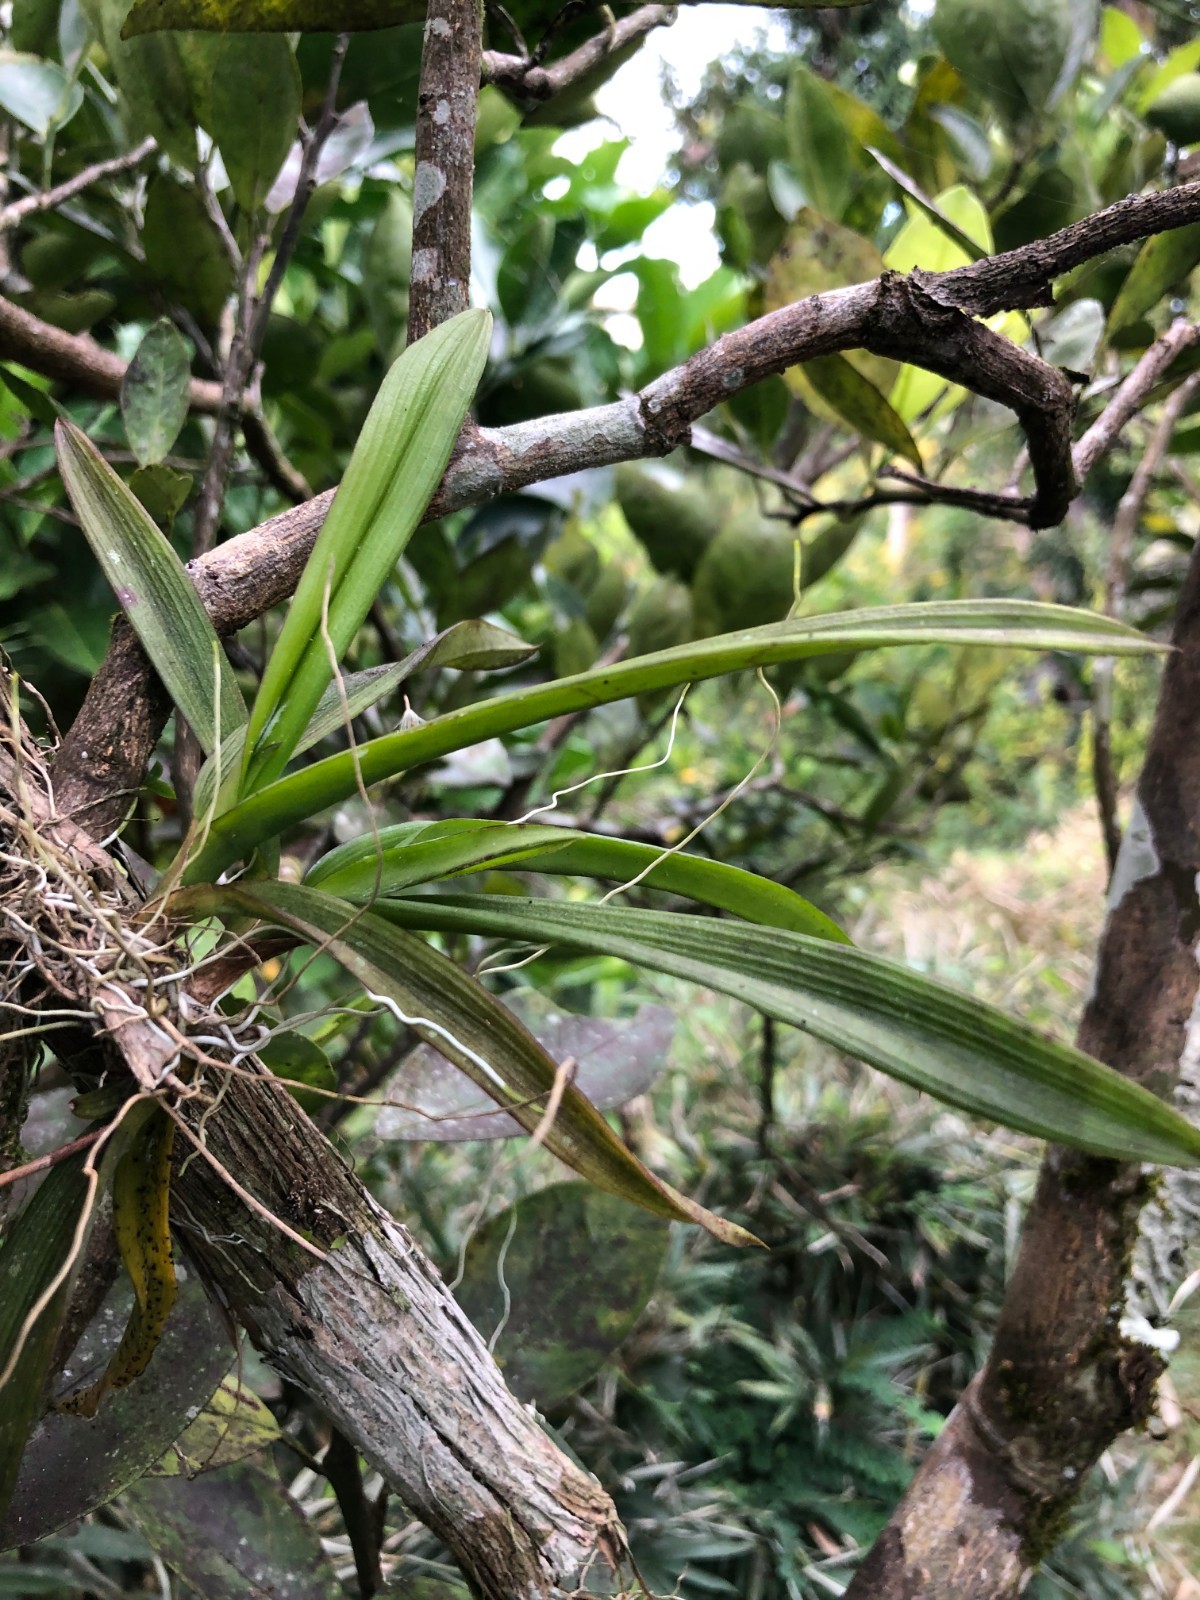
[1092,365,1200,872]
[171,1067,618,1599]
[844,522,1200,1599]
[408,0,482,344]
[0,716,620,1596]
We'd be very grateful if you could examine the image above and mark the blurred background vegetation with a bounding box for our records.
[4,0,1200,1591]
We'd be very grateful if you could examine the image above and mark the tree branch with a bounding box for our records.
[408,0,482,344]
[0,292,224,412]
[0,137,157,231]
[844,523,1200,1598]
[932,180,1200,315]
[48,183,1200,833]
[167,1064,619,1600]
[1074,317,1200,482]
[0,721,620,1594]
[481,3,675,103]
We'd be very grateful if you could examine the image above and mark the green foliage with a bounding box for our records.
[5,1,1200,1591]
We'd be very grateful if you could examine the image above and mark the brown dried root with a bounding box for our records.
[0,697,324,1263]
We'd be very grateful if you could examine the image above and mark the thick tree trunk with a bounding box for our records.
[845,528,1200,1598]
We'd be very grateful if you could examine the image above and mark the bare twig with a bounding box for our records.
[192,38,348,558]
[482,4,675,103]
[1075,319,1200,482]
[407,0,482,344]
[247,36,350,361]
[0,1127,104,1191]
[0,137,157,231]
[192,233,271,559]
[241,411,313,504]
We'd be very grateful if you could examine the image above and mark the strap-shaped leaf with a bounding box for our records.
[374,895,1200,1170]
[56,421,246,757]
[306,817,850,943]
[182,599,1164,883]
[240,309,491,797]
[58,1111,177,1419]
[176,881,758,1246]
[0,1100,160,1525]
[0,1153,91,1523]
[195,619,535,818]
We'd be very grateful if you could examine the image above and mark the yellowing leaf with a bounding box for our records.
[60,1113,177,1418]
[802,354,922,468]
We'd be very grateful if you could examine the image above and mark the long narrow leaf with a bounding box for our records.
[177,881,759,1246]
[374,895,1200,1170]
[195,620,535,818]
[240,309,491,796]
[306,818,850,942]
[182,600,1163,883]
[0,1153,91,1523]
[55,421,246,756]
[0,1100,159,1523]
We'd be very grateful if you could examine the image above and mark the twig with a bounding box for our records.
[0,137,157,231]
[192,233,271,559]
[408,0,482,344]
[482,4,675,103]
[241,412,313,504]
[193,33,349,556]
[758,1015,775,1156]
[1074,319,1200,482]
[0,1127,104,1191]
[0,491,79,525]
[1090,368,1200,873]
[246,36,350,362]
[688,423,817,503]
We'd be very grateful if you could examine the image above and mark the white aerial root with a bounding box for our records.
[478,669,784,981]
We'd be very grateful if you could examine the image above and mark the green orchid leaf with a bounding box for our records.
[174,881,759,1246]
[180,600,1163,883]
[306,817,850,943]
[240,308,491,798]
[374,896,1200,1171]
[55,420,246,758]
[193,618,535,820]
